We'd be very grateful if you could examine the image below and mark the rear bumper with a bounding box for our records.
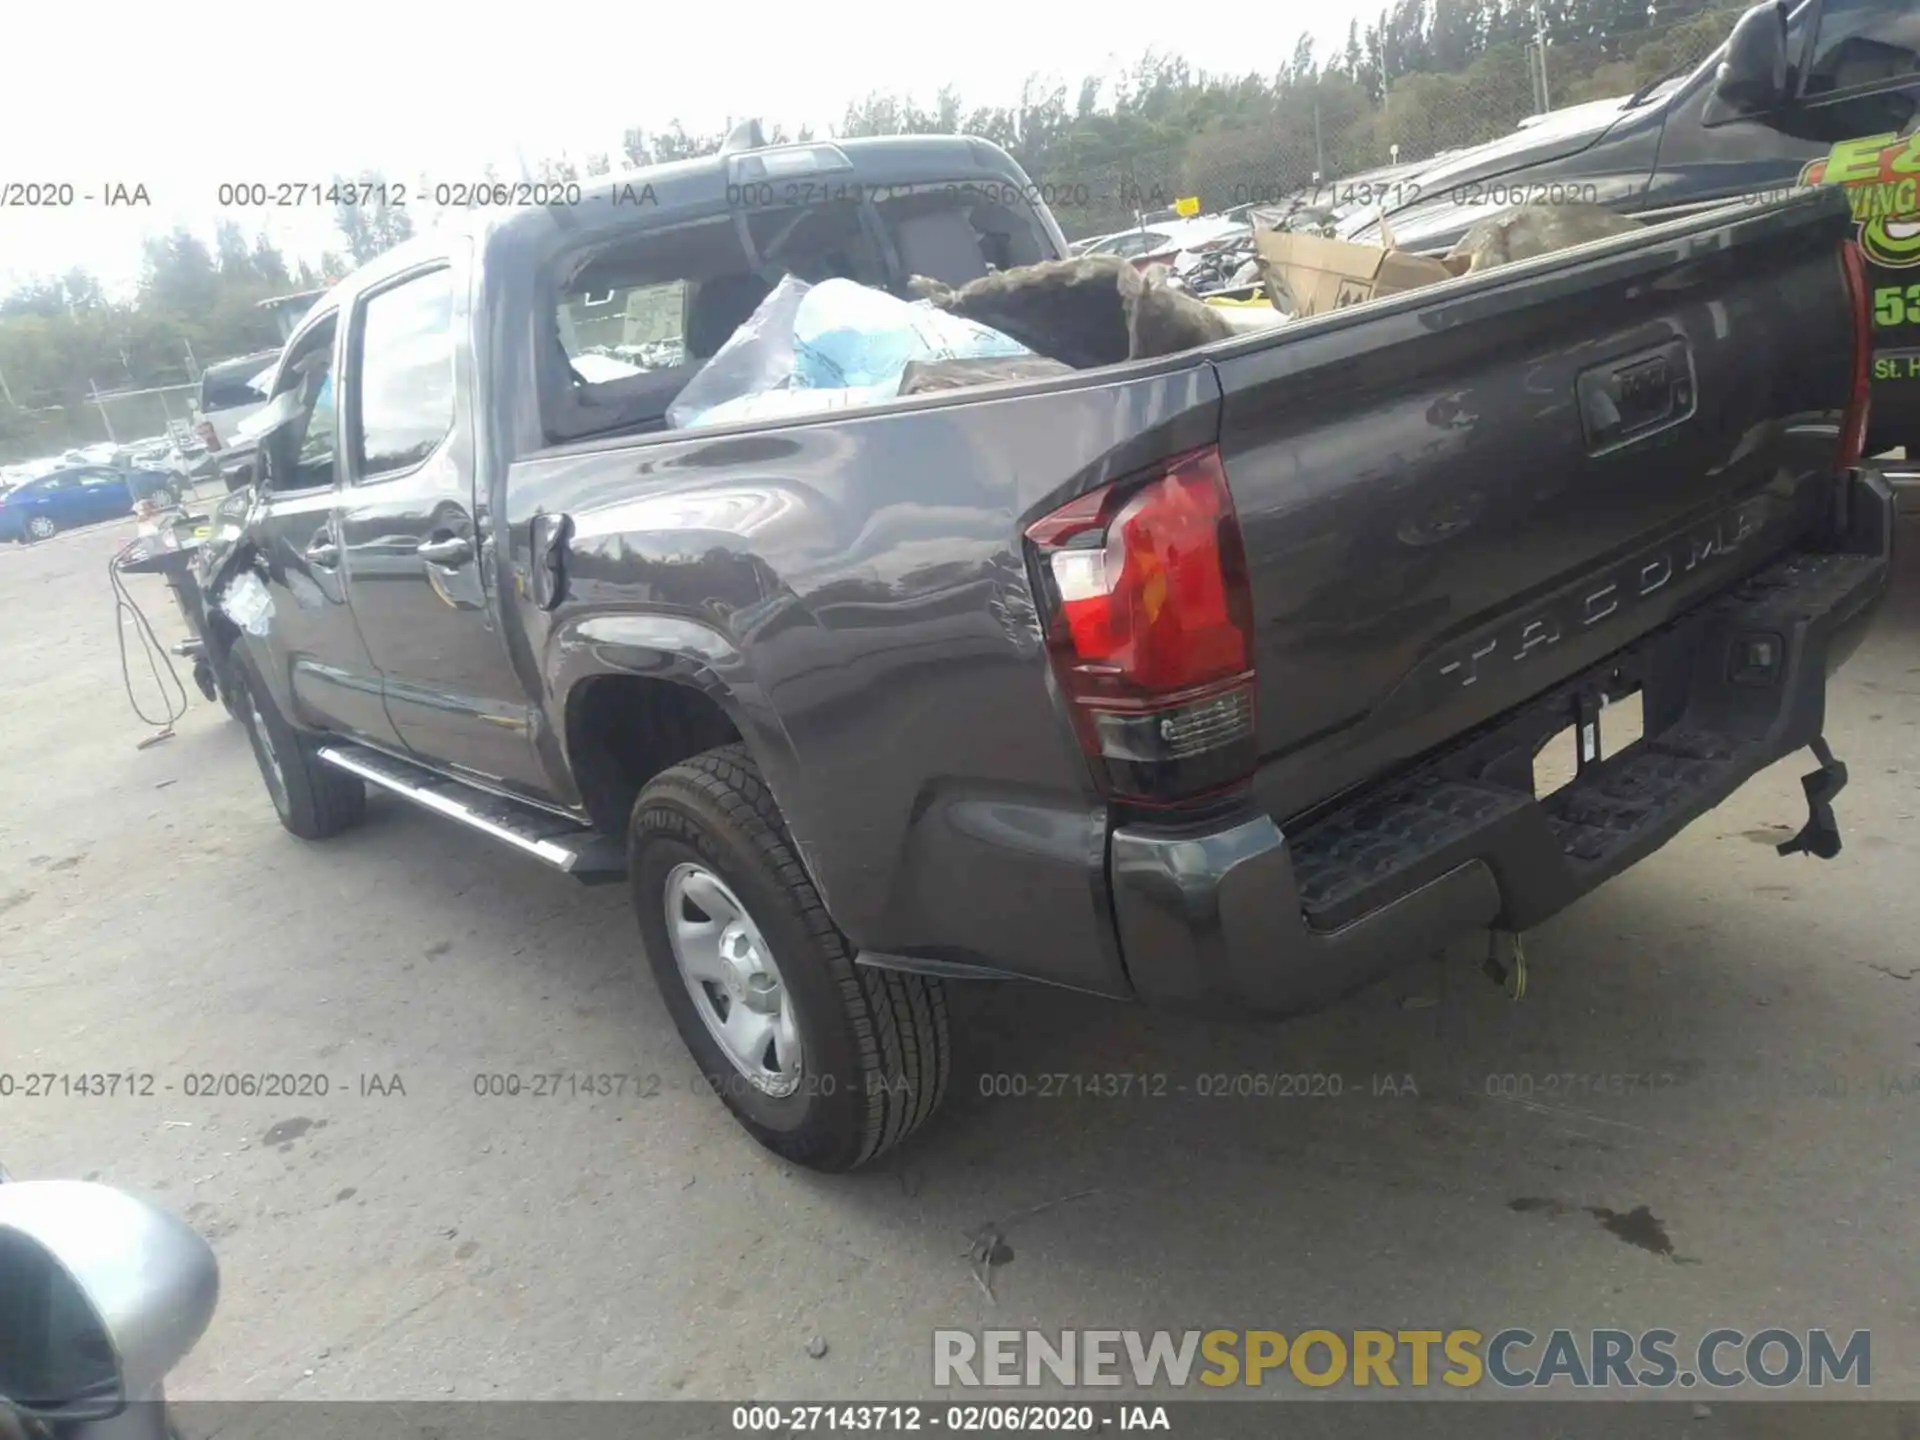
[1111,467,1896,1018]
[1879,462,1920,517]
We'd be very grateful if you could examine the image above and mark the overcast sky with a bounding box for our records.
[0,0,1382,296]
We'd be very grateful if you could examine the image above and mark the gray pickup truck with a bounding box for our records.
[209,131,1894,1170]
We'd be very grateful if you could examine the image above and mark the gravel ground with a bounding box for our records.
[2,511,1917,1408]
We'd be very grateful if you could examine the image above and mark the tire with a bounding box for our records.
[630,744,950,1171]
[151,485,179,508]
[230,652,366,839]
[24,515,56,543]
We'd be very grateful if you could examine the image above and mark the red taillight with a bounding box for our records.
[1027,445,1258,804]
[1838,239,1872,470]
[196,419,221,453]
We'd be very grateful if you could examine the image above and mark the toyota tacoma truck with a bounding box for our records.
[208,130,1894,1171]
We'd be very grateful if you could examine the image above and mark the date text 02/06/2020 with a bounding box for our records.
[211,180,661,209]
[730,1405,1166,1432]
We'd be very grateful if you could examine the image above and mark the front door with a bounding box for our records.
[72,468,134,524]
[248,312,402,746]
[333,258,549,798]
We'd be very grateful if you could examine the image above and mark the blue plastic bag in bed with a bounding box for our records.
[667,276,1030,429]
[792,279,1030,390]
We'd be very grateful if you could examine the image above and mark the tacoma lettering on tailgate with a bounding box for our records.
[1437,500,1766,690]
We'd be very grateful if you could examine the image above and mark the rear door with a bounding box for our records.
[248,312,403,746]
[16,474,78,529]
[334,254,549,797]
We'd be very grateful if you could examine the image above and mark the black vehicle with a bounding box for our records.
[1337,0,1920,455]
[208,130,1891,1171]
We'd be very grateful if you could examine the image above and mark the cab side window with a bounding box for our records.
[1805,0,1920,97]
[351,268,455,481]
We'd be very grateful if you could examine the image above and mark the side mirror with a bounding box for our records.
[1714,0,1791,116]
[0,1182,218,1426]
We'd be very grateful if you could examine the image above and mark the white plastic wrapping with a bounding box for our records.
[220,569,275,638]
[667,276,1031,429]
[665,276,813,429]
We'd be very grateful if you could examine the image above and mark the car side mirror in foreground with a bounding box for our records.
[0,1181,218,1437]
[1714,0,1791,117]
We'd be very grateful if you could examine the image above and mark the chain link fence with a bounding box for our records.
[0,381,201,466]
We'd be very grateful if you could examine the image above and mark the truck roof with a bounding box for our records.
[311,134,1044,326]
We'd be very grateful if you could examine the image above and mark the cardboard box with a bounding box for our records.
[1254,227,1468,318]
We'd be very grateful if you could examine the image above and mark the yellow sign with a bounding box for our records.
[1799,132,1920,269]
[1173,196,1200,218]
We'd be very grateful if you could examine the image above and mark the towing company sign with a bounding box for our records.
[1799,131,1920,269]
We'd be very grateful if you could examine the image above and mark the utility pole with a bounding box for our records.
[0,362,14,407]
[1532,0,1552,113]
[1313,90,1326,182]
[1382,29,1392,125]
[88,378,118,443]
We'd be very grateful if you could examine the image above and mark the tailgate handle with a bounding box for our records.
[1577,339,1695,454]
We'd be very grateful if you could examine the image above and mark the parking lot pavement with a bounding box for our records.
[3,515,1918,1404]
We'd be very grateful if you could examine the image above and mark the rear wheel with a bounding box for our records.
[24,515,55,543]
[630,744,950,1171]
[230,654,365,839]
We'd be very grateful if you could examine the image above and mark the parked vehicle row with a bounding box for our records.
[0,463,182,543]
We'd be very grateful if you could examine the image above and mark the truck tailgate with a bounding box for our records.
[1211,187,1863,826]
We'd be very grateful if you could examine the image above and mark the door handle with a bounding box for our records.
[417,535,474,566]
[305,535,340,566]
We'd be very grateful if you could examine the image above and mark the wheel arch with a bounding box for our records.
[547,613,811,850]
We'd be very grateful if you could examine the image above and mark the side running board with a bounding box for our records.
[316,744,626,883]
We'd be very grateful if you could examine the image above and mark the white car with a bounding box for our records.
[567,351,644,384]
[1076,216,1249,266]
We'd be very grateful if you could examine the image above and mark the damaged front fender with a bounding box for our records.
[218,568,276,638]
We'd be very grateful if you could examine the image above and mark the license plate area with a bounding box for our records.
[1533,689,1645,798]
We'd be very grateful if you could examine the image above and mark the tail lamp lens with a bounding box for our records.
[1026,446,1258,804]
[1838,239,1872,471]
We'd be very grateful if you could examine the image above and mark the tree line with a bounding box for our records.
[1,0,1745,461]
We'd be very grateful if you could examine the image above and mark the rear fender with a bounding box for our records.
[543,611,820,877]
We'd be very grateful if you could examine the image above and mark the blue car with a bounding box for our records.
[0,465,177,544]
